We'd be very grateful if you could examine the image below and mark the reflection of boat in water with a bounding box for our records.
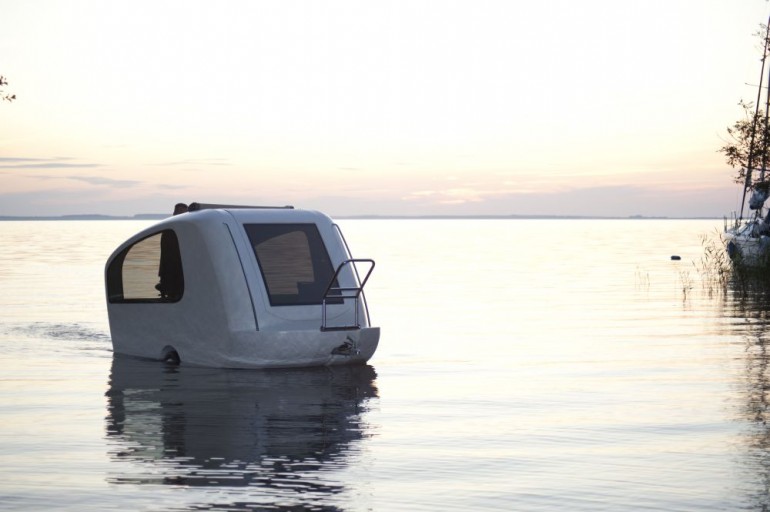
[105,202,379,368]
[105,355,378,488]
[720,287,770,511]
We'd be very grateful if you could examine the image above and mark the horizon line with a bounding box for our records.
[0,213,723,221]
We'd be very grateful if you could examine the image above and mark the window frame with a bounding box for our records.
[244,223,339,307]
[106,229,185,304]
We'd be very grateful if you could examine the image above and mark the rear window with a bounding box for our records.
[106,230,184,303]
[244,223,337,306]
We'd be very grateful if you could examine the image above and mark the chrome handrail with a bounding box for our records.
[321,259,375,331]
[332,223,373,326]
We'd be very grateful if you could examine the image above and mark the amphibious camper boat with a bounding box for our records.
[104,202,378,368]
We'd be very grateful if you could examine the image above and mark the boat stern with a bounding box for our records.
[178,326,381,369]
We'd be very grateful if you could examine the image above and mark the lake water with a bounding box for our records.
[1,218,768,511]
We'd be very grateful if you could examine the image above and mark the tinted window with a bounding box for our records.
[106,230,184,303]
[244,224,337,306]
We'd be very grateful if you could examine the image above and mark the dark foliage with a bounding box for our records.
[720,100,770,184]
[0,75,15,102]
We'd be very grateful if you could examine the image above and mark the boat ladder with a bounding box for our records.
[321,259,375,331]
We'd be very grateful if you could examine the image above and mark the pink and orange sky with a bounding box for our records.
[1,0,769,217]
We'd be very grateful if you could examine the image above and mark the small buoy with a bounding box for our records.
[670,255,681,261]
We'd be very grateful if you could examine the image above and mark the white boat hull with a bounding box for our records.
[110,321,380,369]
[725,224,770,266]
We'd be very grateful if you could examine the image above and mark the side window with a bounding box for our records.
[106,230,184,303]
[244,224,338,306]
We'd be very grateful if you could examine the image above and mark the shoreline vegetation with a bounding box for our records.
[0,214,722,221]
[697,230,770,299]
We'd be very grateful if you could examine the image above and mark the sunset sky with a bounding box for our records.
[1,0,769,217]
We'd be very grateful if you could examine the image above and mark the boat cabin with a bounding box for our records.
[104,203,378,368]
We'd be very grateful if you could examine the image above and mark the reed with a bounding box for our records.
[698,231,734,295]
[678,268,693,302]
[698,230,770,299]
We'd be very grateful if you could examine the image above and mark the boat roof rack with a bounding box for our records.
[188,202,294,212]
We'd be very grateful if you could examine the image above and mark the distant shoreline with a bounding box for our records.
[0,214,722,221]
[0,214,169,221]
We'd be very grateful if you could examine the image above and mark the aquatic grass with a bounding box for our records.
[697,229,770,302]
[635,266,650,290]
[698,231,734,297]
[678,269,693,302]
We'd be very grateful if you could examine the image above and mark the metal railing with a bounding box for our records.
[188,202,293,211]
[321,259,375,331]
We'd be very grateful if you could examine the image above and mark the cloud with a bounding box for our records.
[396,182,736,218]
[0,163,103,169]
[0,157,149,189]
[403,187,510,205]
[0,165,738,218]
[155,158,231,167]
[1,172,142,188]
[0,157,102,169]
[403,190,437,199]
[64,175,141,188]
[0,189,184,217]
[0,157,67,163]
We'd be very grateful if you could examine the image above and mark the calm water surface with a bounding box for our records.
[0,218,768,511]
